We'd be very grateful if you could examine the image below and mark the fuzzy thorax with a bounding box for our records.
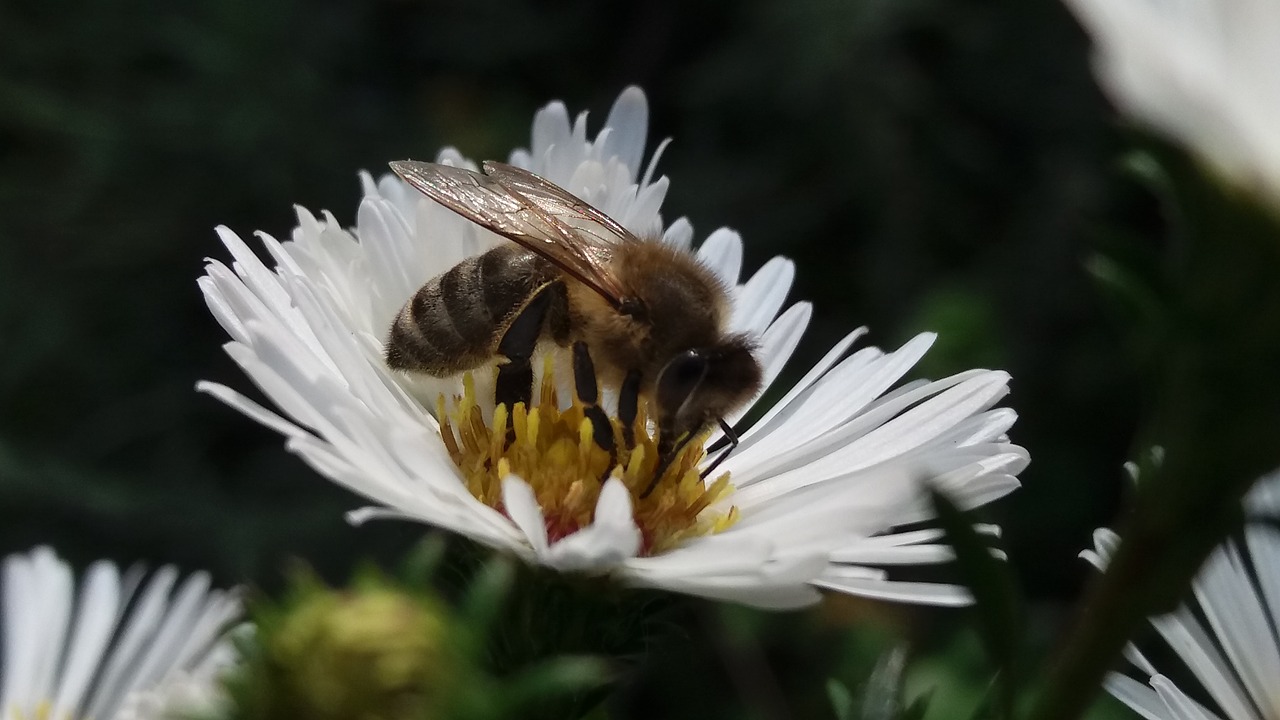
[437,361,739,556]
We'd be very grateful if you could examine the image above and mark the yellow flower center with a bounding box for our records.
[437,359,739,555]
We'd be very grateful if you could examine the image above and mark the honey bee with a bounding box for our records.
[385,160,762,494]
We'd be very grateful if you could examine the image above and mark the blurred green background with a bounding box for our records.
[1,0,1148,716]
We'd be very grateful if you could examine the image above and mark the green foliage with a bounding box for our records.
[859,646,910,720]
[241,576,453,719]
[929,489,1024,719]
[829,679,856,720]
[1029,139,1280,720]
[219,542,613,720]
[480,565,682,720]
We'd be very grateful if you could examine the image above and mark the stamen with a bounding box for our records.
[439,359,739,555]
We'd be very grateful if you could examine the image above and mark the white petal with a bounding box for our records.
[1082,527,1122,569]
[87,567,181,719]
[601,86,649,180]
[118,573,216,699]
[1190,544,1280,716]
[641,138,671,188]
[725,333,940,483]
[812,576,973,606]
[621,554,824,609]
[1150,675,1224,720]
[624,537,775,578]
[729,326,868,455]
[530,101,572,164]
[623,176,668,237]
[731,256,796,336]
[501,476,550,556]
[830,538,957,565]
[1123,644,1160,680]
[1245,525,1280,657]
[1148,608,1254,720]
[357,197,414,289]
[196,382,310,440]
[1061,0,1280,205]
[27,550,72,710]
[662,217,694,250]
[631,572,823,610]
[50,562,120,717]
[545,479,641,571]
[1246,469,1280,515]
[696,228,744,286]
[1105,674,1183,720]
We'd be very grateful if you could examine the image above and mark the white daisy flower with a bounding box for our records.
[1,546,240,720]
[1060,0,1280,205]
[1082,470,1280,720]
[198,87,1029,610]
[111,670,233,720]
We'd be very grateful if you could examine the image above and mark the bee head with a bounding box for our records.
[654,334,762,441]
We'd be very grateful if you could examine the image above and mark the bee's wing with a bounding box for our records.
[390,160,627,305]
[481,161,642,251]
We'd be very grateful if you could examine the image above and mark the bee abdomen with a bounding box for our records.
[385,246,553,376]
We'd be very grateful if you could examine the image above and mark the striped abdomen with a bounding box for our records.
[385,245,561,375]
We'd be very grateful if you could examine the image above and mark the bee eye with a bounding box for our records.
[657,350,709,418]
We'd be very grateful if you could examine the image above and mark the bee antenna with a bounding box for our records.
[700,418,739,479]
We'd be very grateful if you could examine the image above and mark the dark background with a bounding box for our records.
[1,0,1145,716]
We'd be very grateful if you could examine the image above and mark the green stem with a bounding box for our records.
[1027,491,1237,720]
[1031,144,1280,720]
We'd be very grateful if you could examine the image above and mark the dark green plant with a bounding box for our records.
[218,540,612,720]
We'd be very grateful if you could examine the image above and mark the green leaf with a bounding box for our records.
[1118,148,1172,195]
[860,645,908,720]
[461,556,516,635]
[399,533,449,588]
[827,678,854,720]
[966,675,1004,720]
[928,487,1024,720]
[503,656,613,705]
[901,689,935,720]
[1086,253,1167,344]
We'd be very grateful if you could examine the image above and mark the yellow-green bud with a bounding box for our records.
[268,585,448,720]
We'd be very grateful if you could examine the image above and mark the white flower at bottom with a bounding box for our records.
[1060,0,1280,206]
[199,87,1029,609]
[1083,470,1280,720]
[112,670,233,720]
[1,547,240,720]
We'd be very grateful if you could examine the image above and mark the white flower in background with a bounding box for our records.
[1082,470,1280,720]
[1,546,240,720]
[199,87,1029,610]
[1061,0,1280,205]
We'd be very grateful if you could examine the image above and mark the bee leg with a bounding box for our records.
[643,419,734,497]
[700,418,738,479]
[617,369,641,451]
[642,432,693,499]
[495,285,556,420]
[572,341,617,480]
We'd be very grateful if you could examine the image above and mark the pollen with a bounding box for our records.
[437,359,739,555]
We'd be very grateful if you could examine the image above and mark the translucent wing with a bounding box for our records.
[389,160,627,305]
[481,161,643,251]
